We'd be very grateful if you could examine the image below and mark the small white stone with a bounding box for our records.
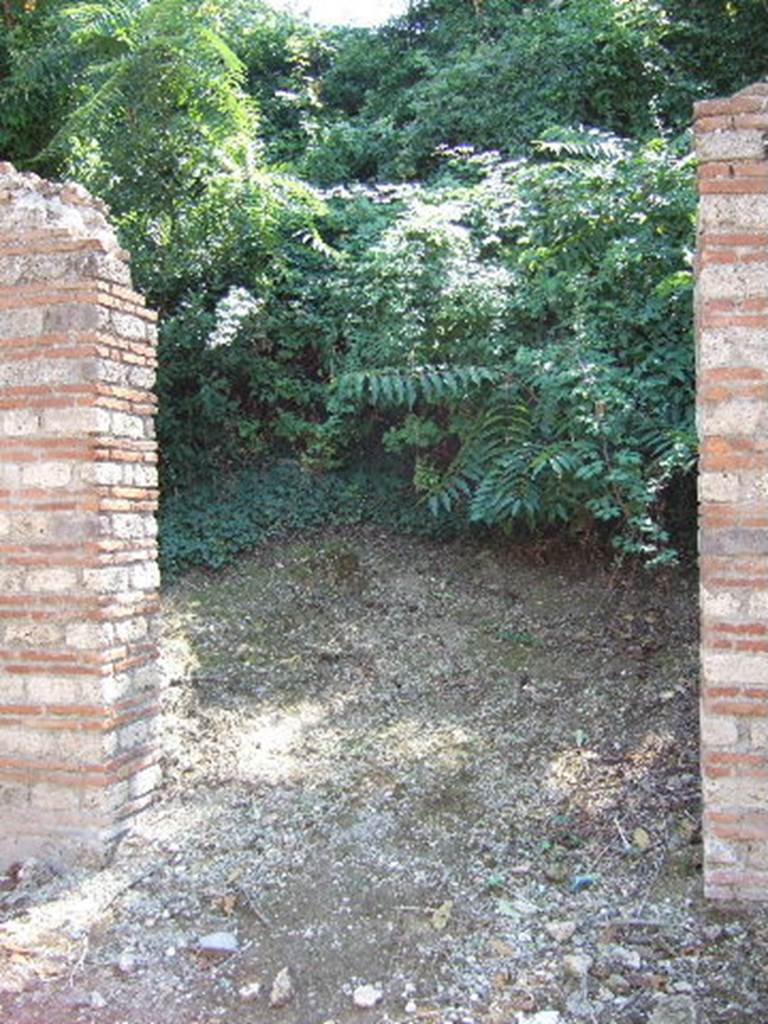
[116,951,136,976]
[239,981,261,1002]
[563,954,592,979]
[544,920,577,943]
[269,967,294,1008]
[519,1012,563,1024]
[607,944,641,970]
[198,931,238,957]
[90,991,107,1009]
[353,984,383,1009]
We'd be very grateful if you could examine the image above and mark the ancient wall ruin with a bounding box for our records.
[695,83,768,901]
[0,164,161,867]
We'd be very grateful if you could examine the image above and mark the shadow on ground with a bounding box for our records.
[1,526,766,1024]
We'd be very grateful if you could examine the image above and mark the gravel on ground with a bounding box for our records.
[1,527,766,1024]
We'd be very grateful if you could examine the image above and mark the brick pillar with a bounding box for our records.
[0,164,161,867]
[695,84,768,900]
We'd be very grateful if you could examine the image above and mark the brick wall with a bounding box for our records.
[0,164,161,867]
[695,84,768,901]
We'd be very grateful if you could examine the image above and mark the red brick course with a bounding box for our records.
[0,163,161,867]
[696,84,768,900]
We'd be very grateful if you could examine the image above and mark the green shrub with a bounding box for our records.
[331,134,696,563]
[159,458,470,578]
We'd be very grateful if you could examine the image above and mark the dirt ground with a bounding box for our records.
[1,526,767,1024]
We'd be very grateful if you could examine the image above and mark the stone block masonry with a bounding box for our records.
[0,164,161,867]
[695,83,768,901]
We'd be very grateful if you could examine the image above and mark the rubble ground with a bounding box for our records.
[1,526,766,1024]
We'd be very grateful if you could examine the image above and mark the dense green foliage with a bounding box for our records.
[332,136,696,561]
[305,0,768,182]
[159,457,468,576]
[2,0,767,572]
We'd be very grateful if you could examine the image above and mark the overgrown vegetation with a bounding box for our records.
[2,0,766,572]
[158,457,468,576]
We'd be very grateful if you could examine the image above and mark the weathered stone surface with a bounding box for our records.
[699,193,768,230]
[697,129,767,162]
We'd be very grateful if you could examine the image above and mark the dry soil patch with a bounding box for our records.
[1,527,766,1024]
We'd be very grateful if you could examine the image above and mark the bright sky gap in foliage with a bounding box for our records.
[275,0,408,27]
